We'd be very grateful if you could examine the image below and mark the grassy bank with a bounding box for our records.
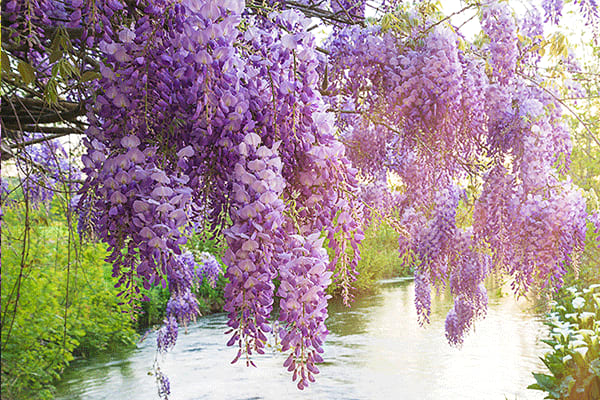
[344,220,411,293]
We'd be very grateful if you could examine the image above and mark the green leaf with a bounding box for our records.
[81,70,100,82]
[58,60,72,80]
[527,383,542,390]
[18,61,36,85]
[44,79,58,104]
[532,372,558,391]
[1,50,10,73]
[49,44,63,64]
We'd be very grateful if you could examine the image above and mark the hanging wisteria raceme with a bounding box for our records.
[542,0,565,24]
[519,7,545,71]
[481,2,518,85]
[359,180,401,224]
[158,251,221,350]
[277,232,332,390]
[445,228,491,346]
[542,0,599,37]
[412,186,461,324]
[238,10,365,305]
[223,134,285,365]
[195,251,221,288]
[154,250,221,399]
[473,164,517,268]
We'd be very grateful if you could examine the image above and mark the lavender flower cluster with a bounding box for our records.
[481,2,518,84]
[324,0,592,346]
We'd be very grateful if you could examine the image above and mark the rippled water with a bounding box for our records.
[55,279,548,400]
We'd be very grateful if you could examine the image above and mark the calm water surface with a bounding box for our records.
[56,279,548,400]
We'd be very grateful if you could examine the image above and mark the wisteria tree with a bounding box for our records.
[2,0,600,397]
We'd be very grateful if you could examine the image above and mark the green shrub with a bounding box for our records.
[136,272,227,329]
[1,201,137,400]
[328,220,411,296]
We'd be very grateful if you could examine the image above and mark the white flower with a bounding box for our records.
[572,296,585,310]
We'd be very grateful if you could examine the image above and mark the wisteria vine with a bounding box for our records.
[2,0,600,397]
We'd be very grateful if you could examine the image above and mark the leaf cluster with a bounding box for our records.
[529,284,600,399]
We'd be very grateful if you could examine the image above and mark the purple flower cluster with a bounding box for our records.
[303,141,364,304]
[510,183,587,291]
[397,205,427,262]
[589,210,600,246]
[157,315,178,353]
[223,134,285,364]
[414,274,432,325]
[13,136,81,208]
[324,3,592,345]
[475,120,586,294]
[542,0,598,33]
[325,24,491,310]
[519,8,545,70]
[481,2,518,84]
[473,164,516,264]
[417,187,461,265]
[325,21,485,203]
[239,10,364,306]
[413,186,460,323]
[156,372,171,400]
[330,0,366,20]
[542,0,565,24]
[195,252,221,288]
[277,233,332,390]
[359,180,399,224]
[445,229,490,346]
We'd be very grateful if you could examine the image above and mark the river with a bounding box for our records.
[55,278,549,400]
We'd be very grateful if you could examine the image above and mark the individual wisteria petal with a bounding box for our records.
[121,135,141,149]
